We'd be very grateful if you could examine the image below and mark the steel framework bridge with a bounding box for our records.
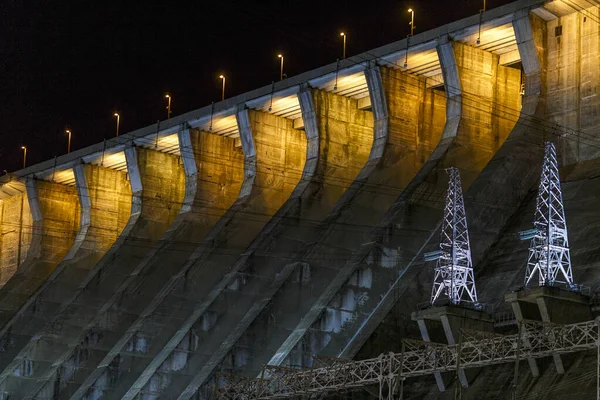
[214,318,600,399]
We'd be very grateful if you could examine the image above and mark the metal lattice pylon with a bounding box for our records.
[431,167,478,305]
[524,141,574,288]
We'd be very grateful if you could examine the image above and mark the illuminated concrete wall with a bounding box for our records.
[35,181,80,264]
[546,9,600,163]
[227,67,449,379]
[80,164,131,253]
[450,41,522,183]
[32,112,308,400]
[0,181,79,327]
[382,67,447,180]
[402,8,600,398]
[250,110,306,215]
[188,130,244,225]
[91,90,375,399]
[311,89,373,207]
[0,193,32,287]
[324,38,523,362]
[3,3,600,399]
[135,147,185,239]
[0,146,191,399]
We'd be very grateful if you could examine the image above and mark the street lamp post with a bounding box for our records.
[219,75,226,101]
[66,129,72,154]
[278,54,284,81]
[340,32,347,59]
[165,95,172,119]
[408,8,415,36]
[114,113,120,137]
[21,146,27,169]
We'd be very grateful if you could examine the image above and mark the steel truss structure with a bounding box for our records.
[430,167,478,305]
[524,141,574,288]
[214,318,600,399]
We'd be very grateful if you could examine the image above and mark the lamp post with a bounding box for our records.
[114,113,120,136]
[66,129,72,154]
[481,0,486,12]
[277,54,284,81]
[165,95,172,119]
[340,32,347,59]
[21,146,27,169]
[219,75,226,101]
[408,8,415,36]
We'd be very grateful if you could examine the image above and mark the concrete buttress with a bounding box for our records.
[307,34,523,377]
[0,183,34,288]
[85,87,375,400]
[0,145,189,398]
[0,160,137,396]
[61,111,305,400]
[409,8,600,398]
[0,178,81,328]
[222,64,447,389]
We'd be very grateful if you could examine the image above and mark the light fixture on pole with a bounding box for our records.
[408,8,415,37]
[21,146,27,169]
[277,54,284,81]
[340,32,347,59]
[477,0,486,45]
[114,113,120,137]
[219,75,226,101]
[165,95,172,119]
[66,129,72,154]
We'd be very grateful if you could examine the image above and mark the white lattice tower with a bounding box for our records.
[431,167,478,305]
[524,141,574,288]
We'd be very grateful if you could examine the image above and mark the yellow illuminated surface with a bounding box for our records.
[312,71,369,99]
[335,73,368,97]
[52,169,76,185]
[155,133,180,154]
[460,23,517,55]
[211,114,239,137]
[100,151,127,170]
[0,181,26,200]
[253,94,301,119]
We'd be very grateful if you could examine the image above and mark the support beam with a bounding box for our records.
[69,163,91,258]
[235,107,257,199]
[415,319,446,391]
[177,126,198,213]
[0,160,138,398]
[23,179,42,262]
[333,36,464,360]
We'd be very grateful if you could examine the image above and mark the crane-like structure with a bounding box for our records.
[430,167,478,305]
[524,141,574,289]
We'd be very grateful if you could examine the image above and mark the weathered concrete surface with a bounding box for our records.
[308,37,523,365]
[90,89,374,400]
[354,10,544,362]
[1,2,599,399]
[546,8,600,164]
[397,9,600,397]
[51,112,304,400]
[0,191,33,287]
[0,139,234,399]
[220,65,448,387]
[0,162,137,396]
[0,181,80,326]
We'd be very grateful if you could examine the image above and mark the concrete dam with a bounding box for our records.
[0,0,599,398]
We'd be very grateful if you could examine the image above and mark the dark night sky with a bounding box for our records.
[0,0,514,172]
